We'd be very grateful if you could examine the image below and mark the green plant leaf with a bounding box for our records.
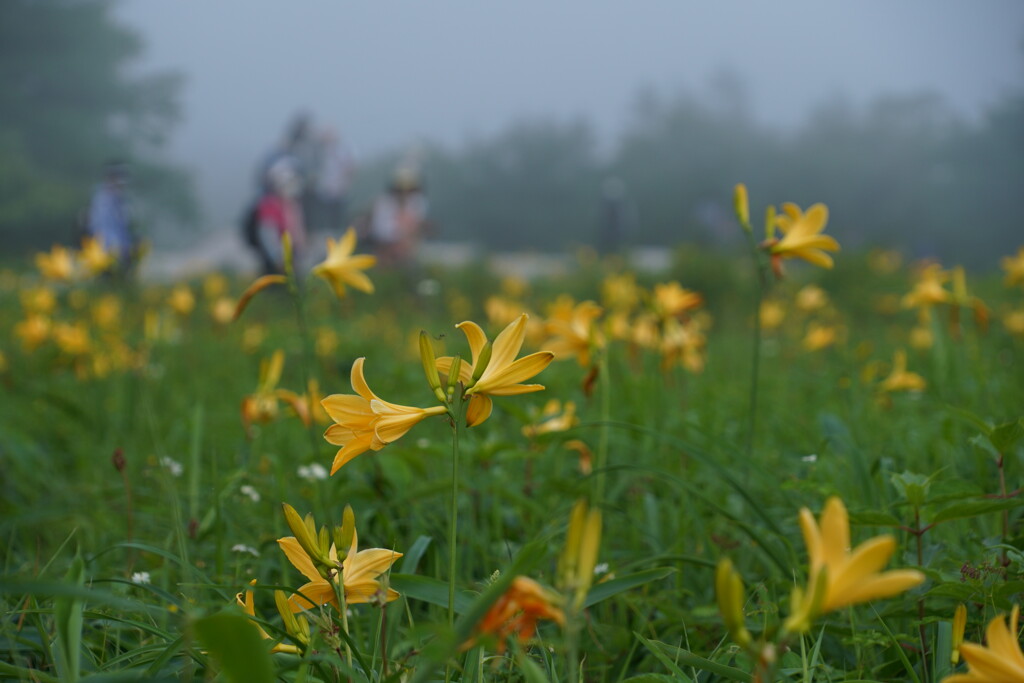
[632,633,696,682]
[583,567,675,608]
[389,573,474,613]
[192,612,275,683]
[54,554,85,682]
[932,497,1024,524]
[989,418,1024,453]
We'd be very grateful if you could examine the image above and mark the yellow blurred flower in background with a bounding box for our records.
[759,299,786,331]
[795,284,829,313]
[878,350,927,393]
[522,399,578,438]
[652,281,703,320]
[1004,309,1024,338]
[312,228,376,298]
[803,323,838,352]
[210,297,236,325]
[544,300,605,366]
[36,245,75,281]
[167,285,195,316]
[903,263,952,310]
[766,202,840,272]
[1001,246,1024,288]
[53,322,91,356]
[79,237,115,275]
[20,287,56,316]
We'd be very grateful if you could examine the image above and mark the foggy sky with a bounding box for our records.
[115,1,1024,231]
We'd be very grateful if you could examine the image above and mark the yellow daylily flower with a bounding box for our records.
[321,358,447,474]
[651,282,703,320]
[764,203,840,273]
[36,245,75,281]
[436,314,555,427]
[785,497,924,632]
[544,300,605,366]
[795,284,829,313]
[1002,247,1024,288]
[241,351,286,431]
[878,349,926,393]
[19,287,56,316]
[467,576,565,653]
[278,529,401,612]
[522,399,579,438]
[803,322,838,352]
[79,237,115,275]
[53,322,91,356]
[167,285,195,316]
[660,316,708,373]
[1004,309,1024,338]
[312,228,376,298]
[601,272,641,312]
[15,314,52,350]
[759,299,786,331]
[903,263,952,310]
[943,606,1024,682]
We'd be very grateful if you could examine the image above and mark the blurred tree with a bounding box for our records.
[0,0,195,253]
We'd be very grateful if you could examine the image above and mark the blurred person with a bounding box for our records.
[367,166,430,267]
[598,176,635,255]
[254,158,307,274]
[311,127,355,232]
[85,160,138,271]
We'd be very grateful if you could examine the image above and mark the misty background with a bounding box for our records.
[3,1,1023,262]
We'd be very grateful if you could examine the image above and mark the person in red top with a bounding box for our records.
[257,158,307,274]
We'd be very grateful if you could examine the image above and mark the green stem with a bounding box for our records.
[566,608,581,683]
[446,395,464,683]
[596,350,611,502]
[741,228,768,458]
[287,272,321,460]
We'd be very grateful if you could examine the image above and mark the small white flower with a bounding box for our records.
[416,278,441,297]
[297,463,328,482]
[239,485,261,503]
[231,544,260,557]
[801,454,818,463]
[131,571,151,585]
[593,562,609,576]
[159,457,183,477]
[416,437,431,448]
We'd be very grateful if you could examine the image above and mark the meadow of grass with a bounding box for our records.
[2,218,1024,682]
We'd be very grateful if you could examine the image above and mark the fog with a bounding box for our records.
[113,1,1024,235]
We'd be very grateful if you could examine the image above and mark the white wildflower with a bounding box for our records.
[239,484,261,503]
[297,463,328,482]
[231,544,260,557]
[159,457,183,477]
[131,571,151,585]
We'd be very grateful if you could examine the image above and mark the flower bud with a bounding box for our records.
[334,505,356,562]
[471,342,492,384]
[733,183,750,230]
[446,355,463,400]
[951,603,967,664]
[419,331,447,403]
[715,559,752,647]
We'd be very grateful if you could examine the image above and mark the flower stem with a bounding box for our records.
[595,350,611,502]
[445,395,464,683]
[742,234,768,458]
[286,271,321,460]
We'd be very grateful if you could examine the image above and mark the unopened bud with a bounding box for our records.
[470,342,492,384]
[283,503,330,567]
[334,505,356,562]
[715,559,752,647]
[733,183,750,230]
[419,331,447,403]
[282,232,294,280]
[764,205,777,241]
[446,355,463,400]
